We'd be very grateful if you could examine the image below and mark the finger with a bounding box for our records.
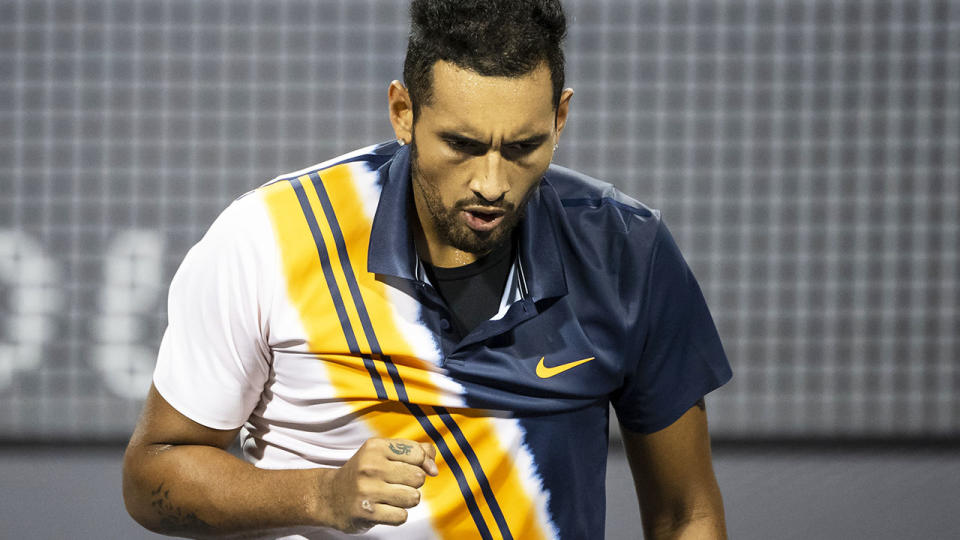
[365,503,409,527]
[382,461,428,488]
[419,442,436,460]
[375,483,422,509]
[419,442,439,476]
[382,439,424,465]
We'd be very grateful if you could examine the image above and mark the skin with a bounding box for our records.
[123,59,726,538]
[624,400,728,539]
[123,385,438,536]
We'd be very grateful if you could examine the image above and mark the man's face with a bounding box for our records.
[407,61,567,264]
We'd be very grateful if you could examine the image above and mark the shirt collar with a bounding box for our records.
[367,144,419,281]
[367,143,567,301]
[514,178,568,300]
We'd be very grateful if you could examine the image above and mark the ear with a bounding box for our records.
[388,80,414,145]
[554,87,575,141]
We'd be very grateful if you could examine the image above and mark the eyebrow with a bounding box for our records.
[438,131,551,147]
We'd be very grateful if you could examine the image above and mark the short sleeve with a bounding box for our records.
[153,194,273,430]
[612,219,733,434]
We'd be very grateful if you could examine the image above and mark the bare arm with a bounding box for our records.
[122,384,437,537]
[621,399,727,539]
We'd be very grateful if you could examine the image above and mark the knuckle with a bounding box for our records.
[410,443,425,458]
[364,438,385,451]
[400,486,420,508]
[357,456,386,476]
[411,468,426,487]
[357,462,378,478]
[355,477,378,497]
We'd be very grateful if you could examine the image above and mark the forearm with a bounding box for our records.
[623,405,728,540]
[123,442,333,537]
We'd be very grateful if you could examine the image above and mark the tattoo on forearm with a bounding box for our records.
[694,398,706,411]
[150,482,213,532]
[388,442,413,455]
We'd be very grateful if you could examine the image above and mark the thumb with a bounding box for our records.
[419,442,436,460]
[419,442,439,476]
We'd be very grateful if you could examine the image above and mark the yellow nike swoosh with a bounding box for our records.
[536,356,596,379]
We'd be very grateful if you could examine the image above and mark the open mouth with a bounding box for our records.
[462,207,506,232]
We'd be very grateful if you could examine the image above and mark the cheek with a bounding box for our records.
[418,158,466,204]
[508,157,552,196]
[421,156,475,194]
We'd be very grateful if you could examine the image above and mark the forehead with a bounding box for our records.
[419,60,556,137]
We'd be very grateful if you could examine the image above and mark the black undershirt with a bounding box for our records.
[423,238,514,338]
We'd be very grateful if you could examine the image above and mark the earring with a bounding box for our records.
[553,143,559,152]
[397,139,406,146]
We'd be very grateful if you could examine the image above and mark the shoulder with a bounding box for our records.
[534,166,673,313]
[261,141,398,188]
[541,164,663,244]
[251,141,398,221]
[174,191,276,296]
[200,190,273,253]
[190,141,396,276]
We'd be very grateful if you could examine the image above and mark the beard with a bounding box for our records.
[410,140,535,256]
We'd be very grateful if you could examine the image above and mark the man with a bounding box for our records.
[123,1,732,538]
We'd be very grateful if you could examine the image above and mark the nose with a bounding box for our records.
[468,152,509,203]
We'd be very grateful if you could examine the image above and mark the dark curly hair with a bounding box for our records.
[403,0,567,116]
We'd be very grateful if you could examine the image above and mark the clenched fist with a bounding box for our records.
[319,438,439,533]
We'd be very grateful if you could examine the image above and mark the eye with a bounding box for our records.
[501,141,540,161]
[444,137,486,156]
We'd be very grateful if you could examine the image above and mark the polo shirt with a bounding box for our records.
[153,140,732,540]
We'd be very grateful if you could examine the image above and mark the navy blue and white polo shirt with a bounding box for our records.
[154,140,732,539]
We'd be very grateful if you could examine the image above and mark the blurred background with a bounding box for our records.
[0,0,957,538]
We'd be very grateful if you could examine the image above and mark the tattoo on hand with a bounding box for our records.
[150,482,213,532]
[694,398,706,411]
[388,442,413,455]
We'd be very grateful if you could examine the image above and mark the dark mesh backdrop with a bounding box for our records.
[0,0,957,441]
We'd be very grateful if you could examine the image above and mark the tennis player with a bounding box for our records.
[123,1,732,538]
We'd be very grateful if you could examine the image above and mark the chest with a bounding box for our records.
[268,278,626,415]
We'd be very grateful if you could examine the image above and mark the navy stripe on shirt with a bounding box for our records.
[309,172,510,539]
[290,177,387,400]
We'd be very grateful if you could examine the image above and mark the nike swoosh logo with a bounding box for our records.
[536,356,596,379]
